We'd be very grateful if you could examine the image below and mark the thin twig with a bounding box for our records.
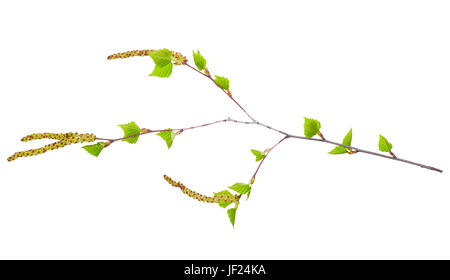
[184,63,256,122]
[247,121,443,173]
[96,119,230,143]
[95,116,442,173]
[181,64,442,173]
[251,135,289,184]
[98,57,443,174]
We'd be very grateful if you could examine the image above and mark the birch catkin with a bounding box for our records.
[8,132,96,162]
[163,175,238,204]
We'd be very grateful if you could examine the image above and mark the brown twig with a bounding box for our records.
[98,56,443,173]
[184,63,256,122]
[95,119,230,143]
[95,115,443,174]
[181,61,443,173]
[251,135,289,184]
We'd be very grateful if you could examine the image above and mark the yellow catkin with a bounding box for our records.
[7,147,48,162]
[67,133,96,144]
[107,49,187,65]
[171,51,187,65]
[7,132,96,162]
[21,133,66,142]
[163,175,238,204]
[107,50,155,60]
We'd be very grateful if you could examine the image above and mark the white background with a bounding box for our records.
[0,0,449,260]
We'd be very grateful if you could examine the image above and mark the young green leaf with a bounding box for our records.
[227,207,237,227]
[246,187,252,200]
[329,146,348,155]
[82,142,105,157]
[157,129,176,149]
[214,190,233,197]
[250,149,266,162]
[118,121,141,144]
[214,190,234,208]
[193,50,207,71]
[214,75,229,90]
[342,128,352,146]
[228,183,251,195]
[149,63,173,78]
[379,135,393,152]
[149,48,172,66]
[303,117,321,138]
[328,128,353,154]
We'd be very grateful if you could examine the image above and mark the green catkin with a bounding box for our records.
[163,175,238,204]
[8,132,96,162]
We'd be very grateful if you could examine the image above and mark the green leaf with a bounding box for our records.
[149,48,172,66]
[379,135,393,152]
[149,63,173,78]
[118,121,141,144]
[82,142,105,157]
[329,128,352,154]
[214,190,233,197]
[342,128,352,146]
[304,117,321,138]
[246,187,252,200]
[193,50,207,71]
[157,129,176,149]
[214,190,234,208]
[329,146,348,155]
[227,207,237,227]
[228,183,251,195]
[214,75,229,90]
[250,149,266,162]
[218,201,232,208]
